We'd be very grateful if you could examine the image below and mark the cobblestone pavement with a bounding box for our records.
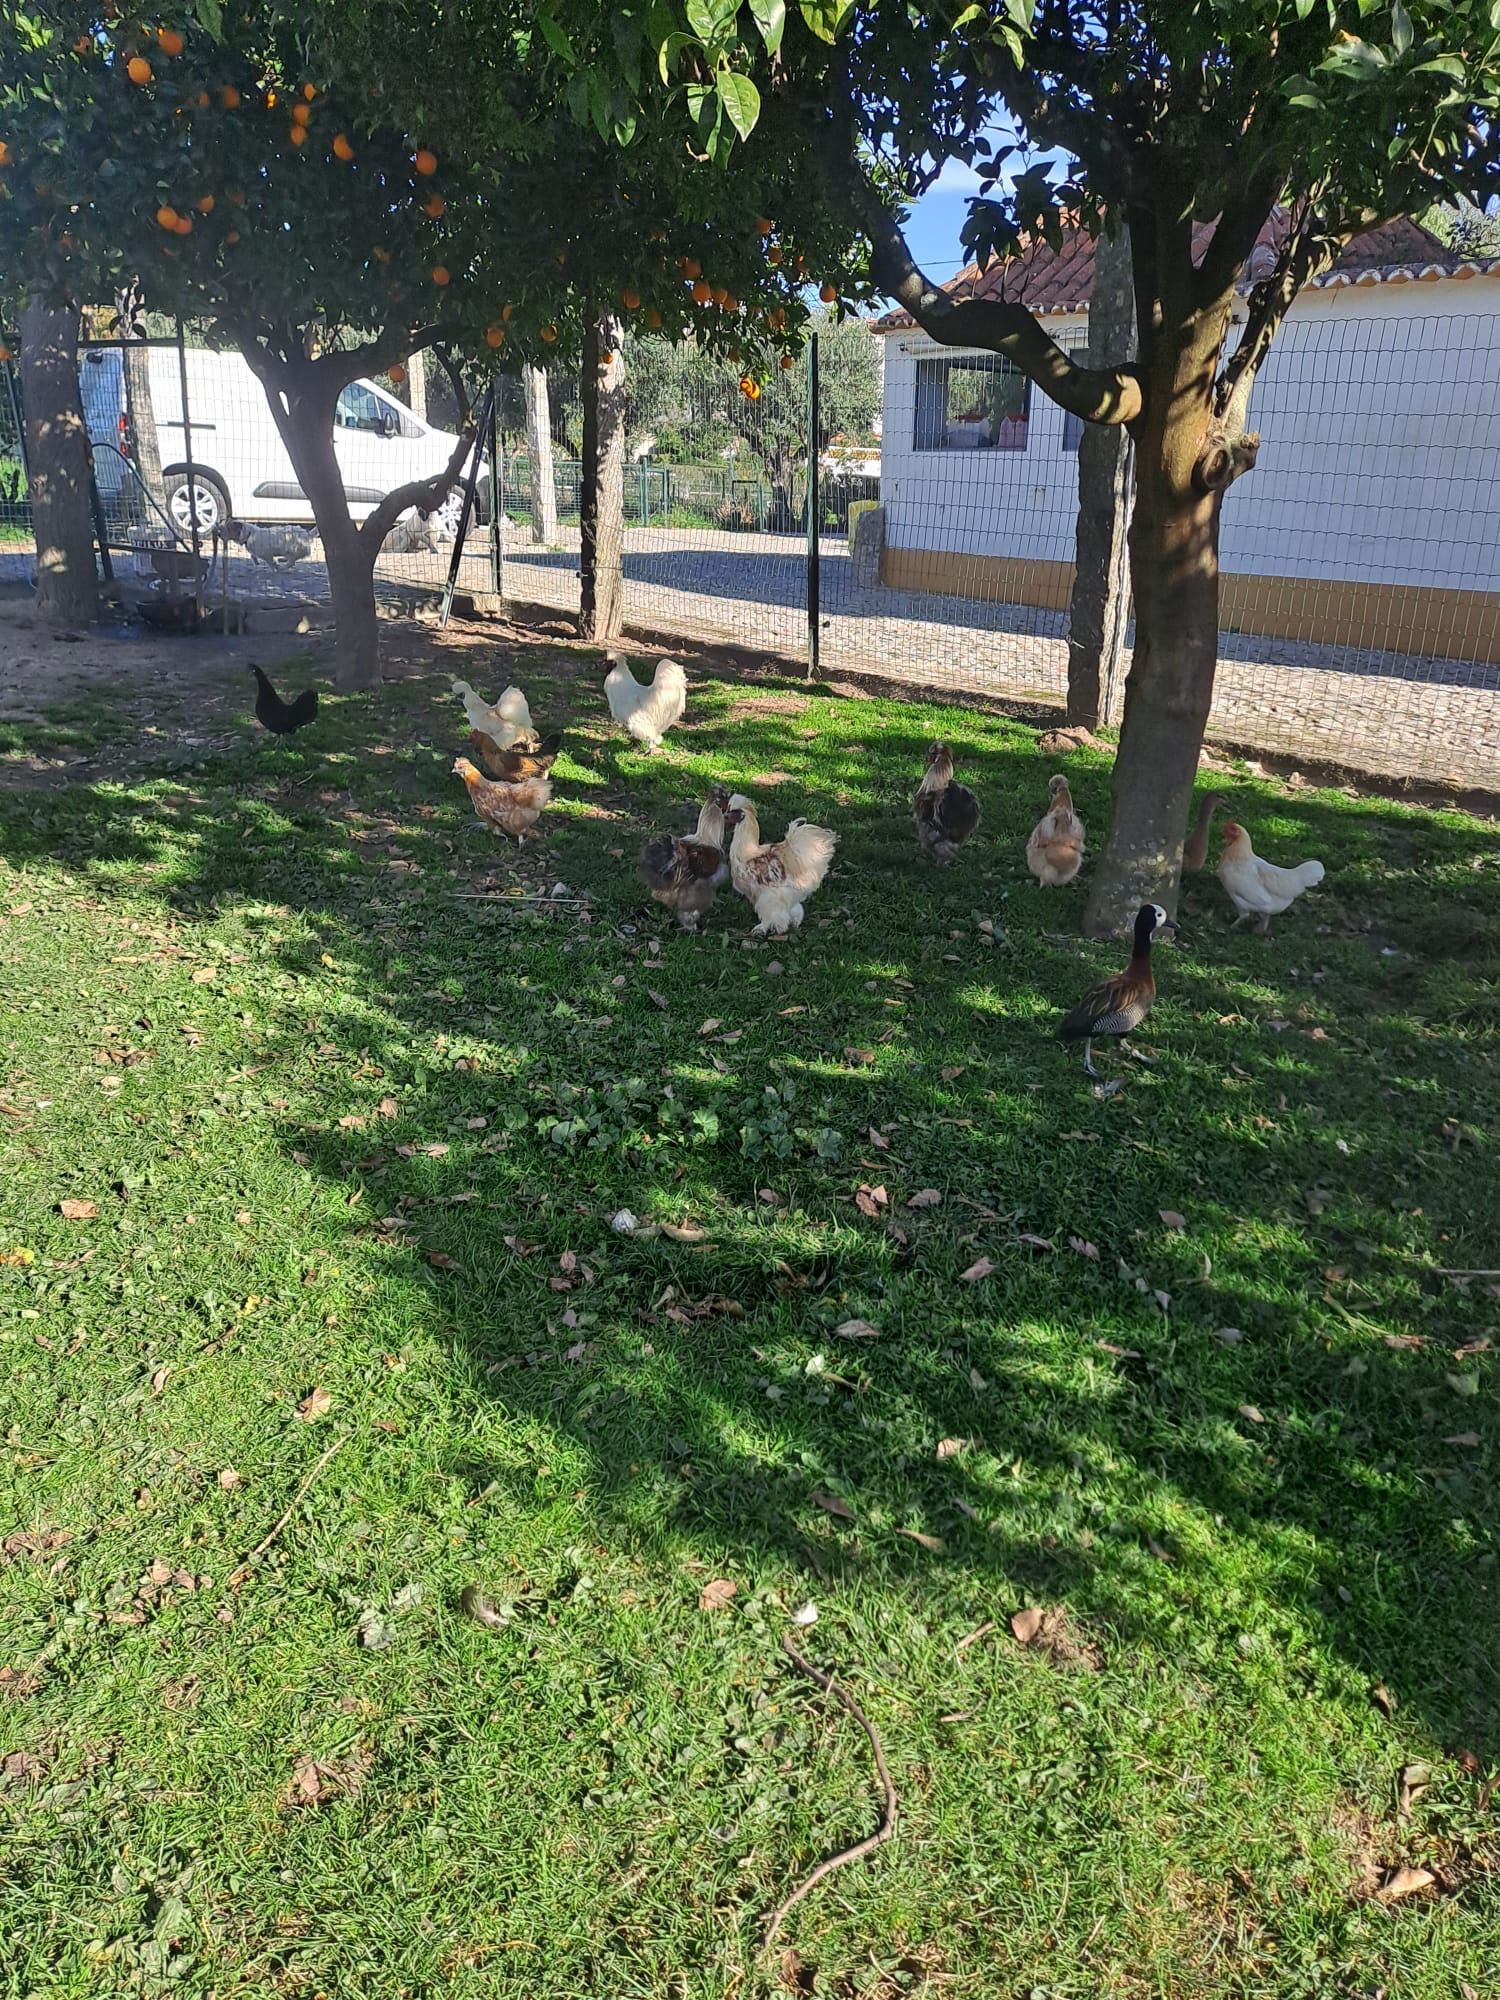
[6,527,1495,790]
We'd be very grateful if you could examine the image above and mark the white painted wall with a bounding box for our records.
[878,274,1500,591]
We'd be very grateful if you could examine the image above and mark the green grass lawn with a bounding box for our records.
[1,645,1497,1998]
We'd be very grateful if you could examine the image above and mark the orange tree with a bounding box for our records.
[1,2,872,678]
[516,0,1500,931]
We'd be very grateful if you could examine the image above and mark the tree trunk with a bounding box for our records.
[18,298,97,626]
[578,315,625,644]
[122,337,165,513]
[522,365,558,546]
[1083,435,1222,936]
[405,346,428,425]
[1066,225,1135,728]
[240,340,381,690]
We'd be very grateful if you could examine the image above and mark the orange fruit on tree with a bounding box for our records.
[423,194,445,218]
[755,216,774,235]
[225,229,240,243]
[221,84,240,108]
[540,323,557,344]
[779,352,794,370]
[156,203,181,229]
[173,213,193,234]
[289,125,306,145]
[501,302,515,321]
[691,278,711,305]
[196,193,214,212]
[678,254,701,279]
[819,282,838,303]
[485,324,504,348]
[621,286,641,311]
[126,55,152,84]
[710,284,727,305]
[333,133,355,161]
[388,363,406,382]
[723,293,739,313]
[767,243,782,265]
[372,244,390,263]
[600,350,614,366]
[0,345,11,363]
[194,90,210,108]
[645,307,663,330]
[291,102,310,125]
[157,27,184,57]
[430,265,450,286]
[74,35,92,52]
[414,147,437,175]
[302,81,316,101]
[0,141,11,167]
[265,88,278,107]
[739,374,761,400]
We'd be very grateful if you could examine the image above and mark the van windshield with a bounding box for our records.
[336,385,393,434]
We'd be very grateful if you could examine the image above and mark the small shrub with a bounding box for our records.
[847,496,879,555]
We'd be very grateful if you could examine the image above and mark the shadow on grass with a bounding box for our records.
[2,650,1497,1773]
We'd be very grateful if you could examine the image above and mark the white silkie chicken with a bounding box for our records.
[726,794,838,937]
[603,652,687,752]
[451,679,536,751]
[1216,820,1325,935]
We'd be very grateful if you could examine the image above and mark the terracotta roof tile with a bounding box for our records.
[875,212,1463,330]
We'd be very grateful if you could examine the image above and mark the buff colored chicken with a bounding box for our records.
[1026,774,1086,886]
[1216,820,1324,935]
[452,678,536,751]
[604,653,687,752]
[452,753,553,845]
[726,794,838,937]
[638,784,731,931]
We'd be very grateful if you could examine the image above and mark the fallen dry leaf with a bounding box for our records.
[646,989,668,1011]
[1371,1680,1397,1720]
[844,1046,875,1066]
[1008,1605,1104,1671]
[1010,1607,1047,1646]
[1238,1404,1266,1424]
[1398,1762,1432,1816]
[697,1018,721,1036]
[661,1221,707,1243]
[426,1252,459,1272]
[907,1188,943,1210]
[853,1183,888,1218]
[835,1317,882,1340]
[935,1437,967,1460]
[1096,1341,1141,1359]
[191,967,216,985]
[57,1199,98,1221]
[1383,1333,1425,1351]
[1375,1865,1436,1905]
[297,1387,333,1422]
[1159,1209,1187,1230]
[698,1578,737,1611]
[1015,1232,1055,1252]
[867,1126,890,1150]
[149,1365,172,1395]
[337,1115,365,1131]
[1443,1432,1481,1448]
[959,1257,995,1282]
[217,1468,240,1491]
[810,1490,855,1522]
[377,1096,399,1117]
[899,1528,944,1553]
[1068,1236,1099,1259]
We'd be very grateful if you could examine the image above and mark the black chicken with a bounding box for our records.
[249,663,319,737]
[914,741,981,864]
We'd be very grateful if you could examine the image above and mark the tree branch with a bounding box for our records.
[309,320,453,389]
[358,413,478,551]
[866,197,1142,426]
[1212,209,1342,438]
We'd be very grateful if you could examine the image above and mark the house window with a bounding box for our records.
[913,354,1030,453]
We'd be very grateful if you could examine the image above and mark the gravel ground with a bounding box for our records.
[5,524,1496,790]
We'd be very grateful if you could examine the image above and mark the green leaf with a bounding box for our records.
[686,80,717,133]
[686,0,740,42]
[658,30,697,80]
[535,10,576,63]
[565,70,591,126]
[589,72,612,142]
[193,0,223,36]
[715,67,761,141]
[749,0,786,53]
[1390,0,1413,55]
[799,0,854,43]
[1415,51,1468,78]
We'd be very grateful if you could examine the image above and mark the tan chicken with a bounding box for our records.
[1026,774,1085,886]
[1182,792,1227,872]
[452,754,553,845]
[1217,821,1325,935]
[638,784,731,931]
[726,794,838,937]
[466,729,561,783]
[914,742,981,863]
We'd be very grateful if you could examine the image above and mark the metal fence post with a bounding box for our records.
[174,316,201,607]
[489,379,502,598]
[806,332,820,681]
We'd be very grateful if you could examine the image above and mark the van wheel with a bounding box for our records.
[164,468,231,539]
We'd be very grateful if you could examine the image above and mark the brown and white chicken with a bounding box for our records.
[452,739,560,846]
[726,794,838,937]
[638,784,731,931]
[1026,774,1085,886]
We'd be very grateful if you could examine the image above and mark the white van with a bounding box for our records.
[80,345,484,540]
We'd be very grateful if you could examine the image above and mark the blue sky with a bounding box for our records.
[896,157,990,286]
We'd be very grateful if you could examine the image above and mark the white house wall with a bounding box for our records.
[878,276,1500,594]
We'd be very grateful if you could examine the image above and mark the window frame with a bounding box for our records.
[912,351,1032,455]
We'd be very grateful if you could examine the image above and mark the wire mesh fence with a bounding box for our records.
[1,305,1496,792]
